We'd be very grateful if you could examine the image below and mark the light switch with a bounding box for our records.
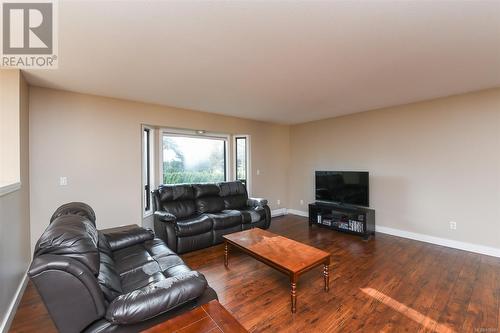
[59,176,68,186]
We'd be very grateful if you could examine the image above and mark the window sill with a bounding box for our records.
[0,182,21,197]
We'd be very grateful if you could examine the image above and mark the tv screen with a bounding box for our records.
[315,171,369,207]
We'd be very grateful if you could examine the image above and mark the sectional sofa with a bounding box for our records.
[28,202,217,333]
[153,181,271,254]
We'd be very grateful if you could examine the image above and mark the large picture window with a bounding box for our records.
[162,134,227,184]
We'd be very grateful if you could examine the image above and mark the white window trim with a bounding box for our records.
[0,181,21,197]
[141,125,154,218]
[233,134,251,196]
[160,128,231,184]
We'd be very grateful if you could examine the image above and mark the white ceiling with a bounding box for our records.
[24,1,500,124]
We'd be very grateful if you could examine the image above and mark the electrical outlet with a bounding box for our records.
[277,199,281,206]
[59,176,68,186]
[449,221,457,230]
[300,200,304,205]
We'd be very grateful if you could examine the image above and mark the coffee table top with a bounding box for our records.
[223,228,330,274]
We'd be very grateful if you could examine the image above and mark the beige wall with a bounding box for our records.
[29,86,500,251]
[288,89,500,248]
[0,70,31,330]
[29,87,290,249]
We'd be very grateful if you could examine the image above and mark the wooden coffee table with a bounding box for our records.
[142,300,247,332]
[223,228,331,313]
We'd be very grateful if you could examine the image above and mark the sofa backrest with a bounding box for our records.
[156,184,196,218]
[29,211,107,333]
[34,214,101,275]
[49,201,97,225]
[193,183,224,213]
[218,181,248,210]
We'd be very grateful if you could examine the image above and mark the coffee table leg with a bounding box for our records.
[291,276,297,313]
[323,263,329,292]
[224,242,229,267]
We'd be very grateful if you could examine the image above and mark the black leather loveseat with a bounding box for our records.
[153,181,271,254]
[28,202,217,333]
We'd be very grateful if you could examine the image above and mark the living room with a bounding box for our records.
[1,1,499,332]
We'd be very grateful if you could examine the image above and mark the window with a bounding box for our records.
[143,128,151,211]
[235,136,248,187]
[162,133,227,184]
[142,127,154,215]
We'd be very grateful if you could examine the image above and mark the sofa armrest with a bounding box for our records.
[105,271,208,325]
[101,225,154,251]
[247,197,268,207]
[154,211,177,223]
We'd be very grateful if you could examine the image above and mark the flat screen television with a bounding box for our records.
[315,171,369,207]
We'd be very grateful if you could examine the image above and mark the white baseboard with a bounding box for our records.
[273,208,500,258]
[0,273,28,333]
[271,208,287,217]
[376,225,500,258]
[286,209,308,217]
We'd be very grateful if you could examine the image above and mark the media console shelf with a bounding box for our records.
[309,202,375,240]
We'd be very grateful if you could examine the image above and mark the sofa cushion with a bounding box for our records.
[175,215,213,237]
[158,184,194,201]
[113,245,155,276]
[218,181,247,197]
[195,197,225,214]
[218,181,248,210]
[143,238,176,259]
[162,200,196,219]
[208,210,242,230]
[34,214,100,275]
[240,206,266,224]
[222,195,248,210]
[193,184,220,198]
[193,184,224,213]
[120,264,164,293]
[157,185,197,219]
[98,252,123,302]
[118,238,194,293]
[105,272,208,325]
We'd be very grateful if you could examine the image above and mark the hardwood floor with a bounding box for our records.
[9,215,500,332]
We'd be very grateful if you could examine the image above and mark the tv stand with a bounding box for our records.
[308,202,375,240]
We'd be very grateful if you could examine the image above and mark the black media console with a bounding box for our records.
[308,202,375,240]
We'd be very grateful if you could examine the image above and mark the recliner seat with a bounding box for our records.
[153,181,271,254]
[28,202,217,333]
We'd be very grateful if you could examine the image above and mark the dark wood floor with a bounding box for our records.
[10,215,500,332]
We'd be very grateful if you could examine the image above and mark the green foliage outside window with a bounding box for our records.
[163,136,225,184]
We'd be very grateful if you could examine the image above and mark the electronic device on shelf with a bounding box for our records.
[315,171,369,207]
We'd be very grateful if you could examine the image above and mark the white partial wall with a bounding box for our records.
[288,89,500,254]
[0,70,31,332]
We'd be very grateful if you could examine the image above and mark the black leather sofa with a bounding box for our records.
[153,181,271,254]
[28,202,217,333]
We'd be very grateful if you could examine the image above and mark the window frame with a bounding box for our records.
[159,128,230,185]
[233,134,251,196]
[141,125,154,217]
